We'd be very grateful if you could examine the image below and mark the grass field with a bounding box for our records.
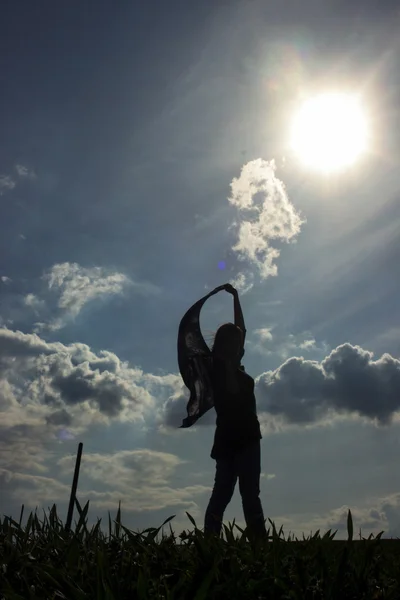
[1,501,400,599]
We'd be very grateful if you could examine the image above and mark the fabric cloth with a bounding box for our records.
[177,289,247,428]
[204,439,267,541]
[177,290,217,428]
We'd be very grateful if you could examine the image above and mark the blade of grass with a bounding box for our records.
[18,504,24,528]
[347,509,353,543]
[193,567,215,600]
[137,569,149,600]
[186,512,197,529]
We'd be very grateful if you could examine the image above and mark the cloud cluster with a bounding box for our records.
[0,328,156,450]
[256,343,400,427]
[251,327,328,360]
[1,262,159,333]
[15,164,35,179]
[325,492,400,539]
[0,263,173,479]
[32,262,132,331]
[0,325,203,526]
[260,490,400,542]
[228,159,305,291]
[163,341,400,431]
[4,325,399,443]
[0,164,35,195]
[0,175,16,195]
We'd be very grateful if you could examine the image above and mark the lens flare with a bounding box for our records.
[57,428,75,441]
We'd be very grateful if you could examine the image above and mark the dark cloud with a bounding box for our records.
[0,328,52,361]
[157,342,400,431]
[256,343,400,426]
[52,368,127,416]
[52,368,96,405]
[45,409,73,427]
[0,327,154,426]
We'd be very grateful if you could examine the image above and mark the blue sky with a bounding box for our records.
[1,0,400,540]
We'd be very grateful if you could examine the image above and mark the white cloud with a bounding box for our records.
[250,328,323,360]
[230,271,254,294]
[279,334,320,358]
[45,262,130,314]
[261,472,276,480]
[254,327,274,342]
[228,158,305,286]
[35,262,135,331]
[1,262,160,334]
[0,175,16,195]
[0,164,36,196]
[15,164,36,179]
[299,339,317,350]
[58,448,186,489]
[24,293,45,313]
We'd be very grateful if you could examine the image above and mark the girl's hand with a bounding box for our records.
[223,283,237,296]
[209,284,226,295]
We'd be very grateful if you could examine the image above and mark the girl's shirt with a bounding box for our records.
[210,357,261,460]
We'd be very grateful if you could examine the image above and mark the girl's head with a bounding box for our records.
[211,322,244,362]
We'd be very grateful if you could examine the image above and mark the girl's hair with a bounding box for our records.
[208,322,243,353]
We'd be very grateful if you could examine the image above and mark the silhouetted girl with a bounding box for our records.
[177,283,267,543]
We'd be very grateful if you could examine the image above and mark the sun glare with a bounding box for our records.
[290,93,368,173]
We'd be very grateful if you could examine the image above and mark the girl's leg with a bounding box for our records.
[204,456,237,536]
[237,440,267,543]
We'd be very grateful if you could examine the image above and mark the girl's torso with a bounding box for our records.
[210,358,261,457]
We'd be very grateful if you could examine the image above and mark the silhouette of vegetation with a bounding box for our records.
[1,502,400,598]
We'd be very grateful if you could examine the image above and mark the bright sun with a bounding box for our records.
[290,92,368,173]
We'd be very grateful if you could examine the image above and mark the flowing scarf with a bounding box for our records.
[177,287,245,428]
[177,290,220,428]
